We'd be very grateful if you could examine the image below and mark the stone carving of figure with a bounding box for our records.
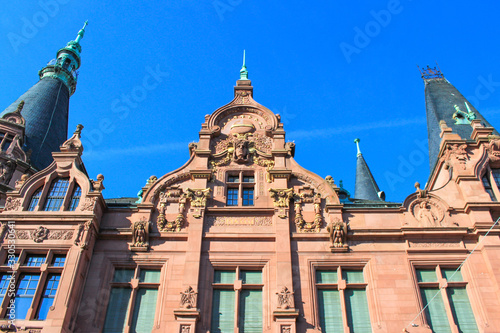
[233,139,249,163]
[0,160,15,185]
[134,224,146,245]
[417,201,438,227]
[313,193,321,215]
[327,219,347,248]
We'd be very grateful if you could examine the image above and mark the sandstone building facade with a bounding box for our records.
[0,26,499,333]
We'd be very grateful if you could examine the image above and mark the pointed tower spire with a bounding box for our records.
[240,50,249,80]
[420,65,498,171]
[354,138,385,201]
[0,22,89,171]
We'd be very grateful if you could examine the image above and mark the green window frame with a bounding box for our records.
[103,267,161,333]
[415,266,478,333]
[315,267,372,333]
[211,268,263,333]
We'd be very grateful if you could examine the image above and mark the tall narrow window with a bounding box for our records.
[68,185,82,211]
[316,267,372,333]
[416,266,478,333]
[43,178,70,211]
[37,274,60,320]
[103,268,160,333]
[211,268,263,333]
[482,175,496,200]
[28,188,42,211]
[14,274,40,319]
[227,188,239,206]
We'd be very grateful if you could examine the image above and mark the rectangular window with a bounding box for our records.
[242,189,254,206]
[316,267,372,333]
[227,188,239,206]
[415,266,478,333]
[0,251,65,321]
[211,268,263,333]
[103,268,161,333]
[226,172,255,207]
[24,254,46,267]
[51,255,66,267]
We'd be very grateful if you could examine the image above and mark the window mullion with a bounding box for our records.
[440,287,459,332]
[61,180,75,211]
[125,281,139,333]
[27,269,47,320]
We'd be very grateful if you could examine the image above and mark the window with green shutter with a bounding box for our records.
[316,267,372,333]
[103,267,161,333]
[211,268,263,332]
[415,266,478,333]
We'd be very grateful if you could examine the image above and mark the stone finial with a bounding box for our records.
[60,124,84,153]
[15,101,24,114]
[91,174,105,192]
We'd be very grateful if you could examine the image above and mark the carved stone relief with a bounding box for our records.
[4,197,21,211]
[131,219,151,250]
[294,192,322,233]
[180,325,191,333]
[409,199,445,227]
[276,286,295,309]
[185,188,211,218]
[32,226,49,243]
[441,143,469,170]
[180,286,197,309]
[14,227,73,243]
[281,326,291,333]
[270,188,294,218]
[206,216,273,227]
[327,218,348,249]
[0,160,16,185]
[80,197,97,212]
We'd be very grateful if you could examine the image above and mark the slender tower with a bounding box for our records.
[354,138,385,201]
[420,65,498,171]
[0,22,88,171]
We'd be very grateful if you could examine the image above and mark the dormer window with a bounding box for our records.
[43,178,70,211]
[28,188,42,211]
[26,178,82,211]
[68,185,82,211]
[226,172,255,206]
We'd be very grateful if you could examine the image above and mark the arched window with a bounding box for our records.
[43,178,70,211]
[28,188,42,211]
[68,185,82,211]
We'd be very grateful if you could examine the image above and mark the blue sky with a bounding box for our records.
[1,1,500,202]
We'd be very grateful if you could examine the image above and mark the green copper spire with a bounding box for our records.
[354,138,361,156]
[39,21,88,96]
[240,50,249,80]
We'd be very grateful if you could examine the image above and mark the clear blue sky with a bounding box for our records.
[2,1,500,202]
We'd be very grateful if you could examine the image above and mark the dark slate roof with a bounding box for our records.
[424,78,498,170]
[354,153,383,201]
[1,77,70,170]
[105,197,138,208]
